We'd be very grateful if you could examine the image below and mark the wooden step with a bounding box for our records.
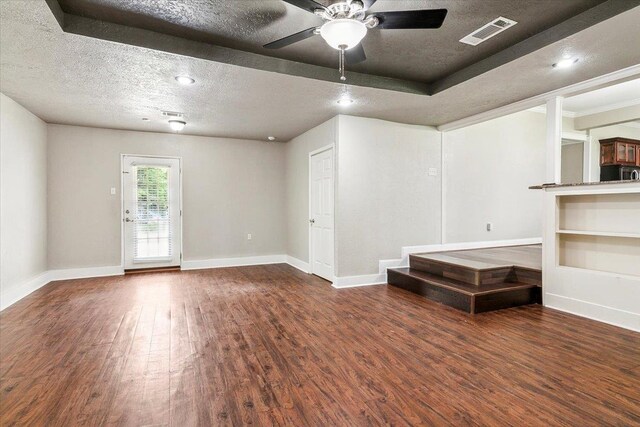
[409,253,515,286]
[387,268,541,314]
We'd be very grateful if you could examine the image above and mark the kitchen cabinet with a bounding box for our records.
[600,137,640,166]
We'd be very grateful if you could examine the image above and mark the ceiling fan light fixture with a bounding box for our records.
[320,19,367,50]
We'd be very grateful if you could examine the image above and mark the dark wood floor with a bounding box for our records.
[1,264,639,426]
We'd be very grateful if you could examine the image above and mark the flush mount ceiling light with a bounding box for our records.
[553,57,579,69]
[264,0,448,82]
[174,75,195,85]
[337,94,354,106]
[267,136,276,141]
[168,120,186,131]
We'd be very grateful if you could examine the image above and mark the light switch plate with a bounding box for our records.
[428,168,438,176]
[247,234,252,240]
[110,187,116,195]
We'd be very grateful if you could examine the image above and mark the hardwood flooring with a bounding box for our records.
[1,264,639,426]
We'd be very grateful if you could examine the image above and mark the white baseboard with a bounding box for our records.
[332,273,387,289]
[48,265,124,281]
[378,258,407,273]
[285,255,309,273]
[0,271,51,311]
[181,254,287,270]
[545,293,640,333]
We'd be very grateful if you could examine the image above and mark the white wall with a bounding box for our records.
[47,125,287,269]
[0,94,48,308]
[443,110,545,243]
[285,118,337,265]
[336,116,442,276]
[588,124,640,182]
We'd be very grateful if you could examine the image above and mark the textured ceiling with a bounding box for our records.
[1,1,640,141]
[55,0,606,83]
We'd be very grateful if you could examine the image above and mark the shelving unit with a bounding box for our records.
[539,181,640,331]
[556,229,640,239]
[556,192,640,277]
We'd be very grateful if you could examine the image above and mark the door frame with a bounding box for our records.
[120,154,184,270]
[308,144,335,281]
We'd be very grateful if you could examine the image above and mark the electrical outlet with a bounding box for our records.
[486,222,493,231]
[110,187,116,195]
[247,233,252,240]
[428,168,438,176]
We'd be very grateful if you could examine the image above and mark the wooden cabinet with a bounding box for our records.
[600,137,640,166]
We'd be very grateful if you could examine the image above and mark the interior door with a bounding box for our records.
[122,155,181,270]
[309,147,334,281]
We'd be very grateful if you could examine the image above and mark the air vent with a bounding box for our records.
[460,17,517,46]
[162,111,184,118]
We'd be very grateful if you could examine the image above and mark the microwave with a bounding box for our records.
[600,165,640,181]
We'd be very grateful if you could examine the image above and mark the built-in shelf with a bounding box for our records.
[541,182,640,331]
[558,193,640,235]
[556,229,640,239]
[556,192,640,278]
[558,233,640,277]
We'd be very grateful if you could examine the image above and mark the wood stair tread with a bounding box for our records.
[411,253,516,271]
[389,268,538,296]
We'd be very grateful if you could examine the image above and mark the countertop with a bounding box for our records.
[529,180,640,189]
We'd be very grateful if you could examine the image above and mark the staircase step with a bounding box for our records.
[387,268,541,314]
[410,253,516,286]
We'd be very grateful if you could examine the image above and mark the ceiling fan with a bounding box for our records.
[264,0,448,81]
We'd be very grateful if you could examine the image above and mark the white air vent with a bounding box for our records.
[162,111,184,118]
[460,17,517,46]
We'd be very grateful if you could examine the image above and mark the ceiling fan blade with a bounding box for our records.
[375,9,448,30]
[264,27,318,49]
[345,44,367,64]
[281,0,326,14]
[361,0,379,11]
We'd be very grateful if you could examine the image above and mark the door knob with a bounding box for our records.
[125,218,134,222]
[309,219,315,224]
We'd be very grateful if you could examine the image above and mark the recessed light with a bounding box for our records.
[268,136,276,141]
[168,120,186,131]
[553,57,579,69]
[337,94,354,106]
[175,76,195,85]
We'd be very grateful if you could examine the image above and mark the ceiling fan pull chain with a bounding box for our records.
[339,45,347,81]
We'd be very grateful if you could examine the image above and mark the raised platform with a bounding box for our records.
[387,245,542,314]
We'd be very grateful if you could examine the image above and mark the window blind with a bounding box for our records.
[133,165,172,261]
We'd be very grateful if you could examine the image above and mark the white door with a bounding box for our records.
[122,155,182,270]
[309,147,334,281]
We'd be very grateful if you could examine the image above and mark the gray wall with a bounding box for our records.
[47,125,286,269]
[285,118,337,264]
[443,110,545,243]
[561,143,584,184]
[336,115,442,276]
[0,93,48,305]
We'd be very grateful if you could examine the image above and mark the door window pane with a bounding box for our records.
[133,166,171,260]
